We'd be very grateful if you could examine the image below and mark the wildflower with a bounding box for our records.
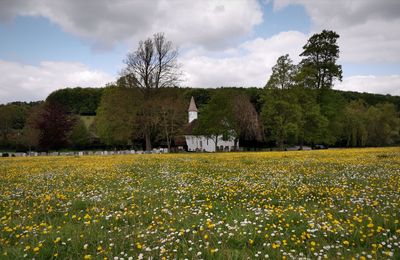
[210,248,218,253]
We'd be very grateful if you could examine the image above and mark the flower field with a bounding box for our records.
[1,148,400,259]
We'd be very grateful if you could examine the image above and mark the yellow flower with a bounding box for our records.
[367,223,374,228]
[343,240,349,246]
[210,248,218,253]
[54,237,61,243]
[84,255,92,260]
[33,247,40,253]
[272,243,280,249]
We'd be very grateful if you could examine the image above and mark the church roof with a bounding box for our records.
[184,119,198,135]
[188,96,198,112]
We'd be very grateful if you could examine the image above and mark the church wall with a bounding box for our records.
[185,135,237,152]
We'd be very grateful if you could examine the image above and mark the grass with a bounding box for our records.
[0,148,399,259]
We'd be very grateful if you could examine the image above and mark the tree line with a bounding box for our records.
[0,31,399,152]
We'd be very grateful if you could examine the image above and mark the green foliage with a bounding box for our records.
[261,89,302,149]
[195,90,235,150]
[0,102,41,149]
[95,86,140,147]
[70,116,91,149]
[366,103,399,146]
[343,100,368,147]
[155,88,187,150]
[293,87,329,146]
[265,54,296,89]
[299,30,342,89]
[35,102,75,151]
[46,87,104,115]
[343,101,400,147]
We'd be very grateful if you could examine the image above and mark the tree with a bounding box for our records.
[366,103,399,146]
[120,33,181,150]
[35,102,74,151]
[156,89,186,151]
[231,92,263,148]
[96,86,140,147]
[299,30,342,90]
[195,90,262,151]
[0,104,29,147]
[293,87,329,148]
[47,87,104,115]
[266,54,296,89]
[22,104,43,151]
[70,116,90,149]
[261,89,302,150]
[195,91,235,151]
[343,100,368,147]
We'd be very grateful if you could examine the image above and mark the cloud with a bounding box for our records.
[335,75,400,96]
[181,31,308,87]
[1,0,399,97]
[0,60,114,104]
[0,0,263,50]
[273,0,400,63]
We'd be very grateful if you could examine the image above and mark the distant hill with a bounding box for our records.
[40,86,400,116]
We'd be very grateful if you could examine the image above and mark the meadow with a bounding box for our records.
[0,148,399,259]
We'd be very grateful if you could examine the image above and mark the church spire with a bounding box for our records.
[188,96,198,112]
[188,96,198,123]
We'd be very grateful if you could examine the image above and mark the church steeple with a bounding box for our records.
[188,96,198,123]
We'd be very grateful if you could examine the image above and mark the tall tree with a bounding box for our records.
[195,90,262,151]
[343,100,368,147]
[96,86,140,148]
[299,30,342,90]
[266,54,296,89]
[22,104,43,151]
[0,104,29,147]
[35,102,74,151]
[231,92,263,148]
[261,89,302,150]
[120,33,181,150]
[156,89,186,151]
[70,116,90,149]
[366,103,399,146]
[195,91,235,151]
[293,87,329,148]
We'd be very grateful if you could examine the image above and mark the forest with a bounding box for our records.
[0,30,399,152]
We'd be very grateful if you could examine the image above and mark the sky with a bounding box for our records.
[0,0,399,104]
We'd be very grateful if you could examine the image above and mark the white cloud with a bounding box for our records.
[182,31,308,87]
[1,0,399,97]
[273,0,400,63]
[0,0,263,50]
[335,75,400,96]
[0,60,114,104]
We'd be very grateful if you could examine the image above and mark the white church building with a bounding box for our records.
[184,97,237,152]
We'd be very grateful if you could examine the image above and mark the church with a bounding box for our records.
[184,97,237,152]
